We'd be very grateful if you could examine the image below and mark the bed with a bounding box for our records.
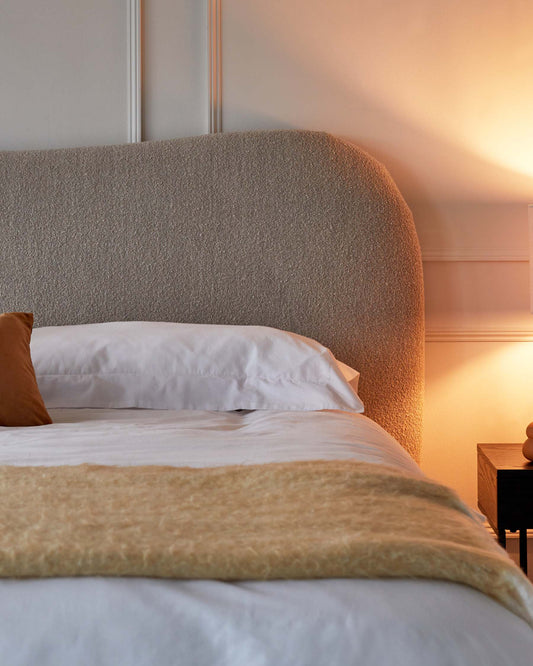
[1,130,532,665]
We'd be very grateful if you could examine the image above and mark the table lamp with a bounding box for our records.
[523,204,533,461]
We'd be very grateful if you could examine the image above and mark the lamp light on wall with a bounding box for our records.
[523,204,533,461]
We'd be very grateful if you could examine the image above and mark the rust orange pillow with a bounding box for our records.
[0,312,52,426]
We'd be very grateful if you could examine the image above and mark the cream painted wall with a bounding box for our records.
[143,0,207,140]
[1,1,533,508]
[0,0,128,149]
[0,0,207,148]
[425,342,533,507]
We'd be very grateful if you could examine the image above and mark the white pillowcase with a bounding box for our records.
[336,360,360,393]
[30,321,364,413]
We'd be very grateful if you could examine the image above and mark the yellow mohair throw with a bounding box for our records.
[1,460,533,627]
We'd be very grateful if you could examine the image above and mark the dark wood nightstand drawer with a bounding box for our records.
[497,472,533,527]
[477,443,533,574]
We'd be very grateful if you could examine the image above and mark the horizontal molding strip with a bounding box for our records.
[422,248,528,262]
[426,328,533,342]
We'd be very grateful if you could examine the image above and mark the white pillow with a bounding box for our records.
[30,322,363,413]
[336,360,360,393]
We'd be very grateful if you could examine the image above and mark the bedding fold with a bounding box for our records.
[2,460,532,627]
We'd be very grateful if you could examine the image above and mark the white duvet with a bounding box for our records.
[1,409,532,665]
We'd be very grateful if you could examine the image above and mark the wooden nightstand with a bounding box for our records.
[477,443,533,574]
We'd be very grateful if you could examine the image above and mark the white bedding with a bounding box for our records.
[1,409,532,665]
[0,408,418,472]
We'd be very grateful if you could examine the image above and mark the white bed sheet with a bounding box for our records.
[0,408,419,472]
[1,409,532,665]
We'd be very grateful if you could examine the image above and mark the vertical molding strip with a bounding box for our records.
[128,0,142,142]
[529,204,533,313]
[208,0,222,133]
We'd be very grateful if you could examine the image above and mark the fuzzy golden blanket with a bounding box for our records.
[1,460,533,627]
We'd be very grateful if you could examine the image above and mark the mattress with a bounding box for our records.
[1,408,532,665]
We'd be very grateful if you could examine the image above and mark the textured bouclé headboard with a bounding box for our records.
[0,130,424,459]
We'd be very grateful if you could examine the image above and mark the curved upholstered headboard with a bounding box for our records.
[0,130,424,459]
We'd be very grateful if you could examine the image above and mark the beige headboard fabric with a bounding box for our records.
[0,130,424,459]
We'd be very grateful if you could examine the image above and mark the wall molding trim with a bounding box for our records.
[426,328,533,342]
[127,0,142,142]
[529,205,533,313]
[208,0,222,133]
[422,248,528,263]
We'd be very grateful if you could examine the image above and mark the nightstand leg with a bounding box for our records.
[519,529,528,575]
[497,528,506,549]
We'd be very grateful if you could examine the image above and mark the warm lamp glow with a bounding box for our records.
[424,340,533,506]
[427,341,533,441]
[480,131,533,181]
